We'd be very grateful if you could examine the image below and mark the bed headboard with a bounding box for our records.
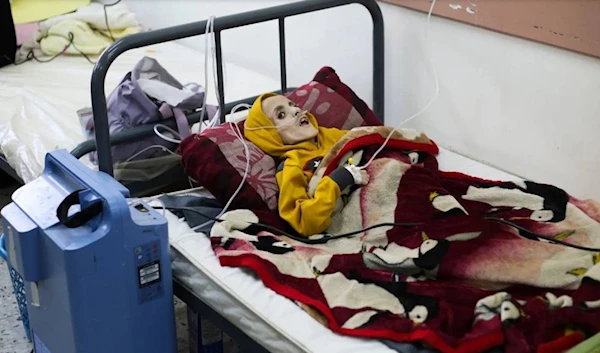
[90,0,385,176]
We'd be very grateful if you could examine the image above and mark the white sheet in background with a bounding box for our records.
[0,86,86,182]
[0,41,280,183]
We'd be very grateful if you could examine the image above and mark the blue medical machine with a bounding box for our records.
[1,150,177,353]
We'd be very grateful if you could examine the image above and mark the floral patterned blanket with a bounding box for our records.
[210,127,600,353]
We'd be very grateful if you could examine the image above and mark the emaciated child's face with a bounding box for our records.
[261,95,318,145]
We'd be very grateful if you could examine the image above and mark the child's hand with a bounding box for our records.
[345,165,369,186]
[359,170,369,185]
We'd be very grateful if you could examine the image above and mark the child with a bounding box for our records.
[244,93,368,237]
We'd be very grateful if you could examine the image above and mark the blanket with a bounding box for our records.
[17,2,140,61]
[209,127,600,353]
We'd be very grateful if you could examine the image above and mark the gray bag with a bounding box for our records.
[88,56,217,164]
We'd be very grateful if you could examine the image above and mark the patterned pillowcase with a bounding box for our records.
[178,66,382,212]
[296,66,382,128]
[179,121,280,211]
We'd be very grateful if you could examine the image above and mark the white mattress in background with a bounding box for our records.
[166,147,522,353]
[0,41,280,183]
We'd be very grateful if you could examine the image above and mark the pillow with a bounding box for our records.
[288,66,382,129]
[179,120,280,211]
[179,66,381,212]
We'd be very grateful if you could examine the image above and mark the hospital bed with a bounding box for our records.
[1,0,527,352]
[87,1,527,352]
[167,148,522,353]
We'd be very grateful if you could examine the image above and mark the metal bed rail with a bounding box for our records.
[90,0,385,177]
[71,94,275,159]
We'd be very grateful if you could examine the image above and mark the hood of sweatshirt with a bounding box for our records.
[243,93,322,158]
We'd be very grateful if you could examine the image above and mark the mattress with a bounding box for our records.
[0,41,280,183]
[164,148,523,353]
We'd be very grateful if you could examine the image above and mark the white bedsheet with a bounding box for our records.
[166,147,522,353]
[0,41,280,183]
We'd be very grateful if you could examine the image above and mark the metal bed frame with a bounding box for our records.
[0,0,385,199]
[89,0,384,178]
[5,0,385,351]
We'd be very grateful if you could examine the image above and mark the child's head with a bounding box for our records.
[244,93,321,157]
[260,94,318,145]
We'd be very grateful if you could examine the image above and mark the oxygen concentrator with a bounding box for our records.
[1,150,177,353]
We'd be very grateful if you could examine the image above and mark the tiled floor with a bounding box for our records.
[1,177,31,353]
[0,261,33,353]
[0,175,194,353]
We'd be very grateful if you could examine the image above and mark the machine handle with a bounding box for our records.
[56,190,104,228]
[0,233,7,261]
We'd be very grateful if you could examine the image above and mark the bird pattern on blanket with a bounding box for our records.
[209,127,600,353]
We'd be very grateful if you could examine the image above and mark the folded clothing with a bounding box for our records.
[17,2,140,61]
[40,19,112,56]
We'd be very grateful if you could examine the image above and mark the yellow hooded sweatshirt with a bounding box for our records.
[244,93,355,237]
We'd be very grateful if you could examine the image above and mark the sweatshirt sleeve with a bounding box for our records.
[276,160,355,237]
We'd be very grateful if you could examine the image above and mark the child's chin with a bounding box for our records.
[301,127,318,139]
[282,127,318,144]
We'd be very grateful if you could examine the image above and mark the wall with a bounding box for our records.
[125,0,600,201]
[382,0,600,59]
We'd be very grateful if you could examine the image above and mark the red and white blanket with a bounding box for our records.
[210,127,600,353]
